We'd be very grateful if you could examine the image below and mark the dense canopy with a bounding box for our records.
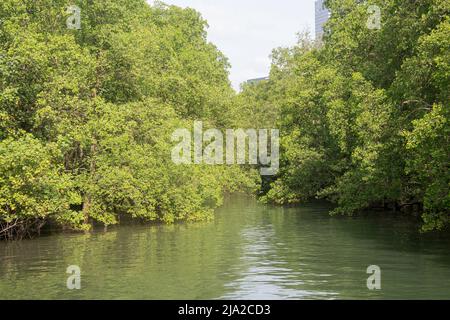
[242,0,449,232]
[0,0,448,239]
[0,0,258,239]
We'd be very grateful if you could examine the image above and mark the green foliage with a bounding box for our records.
[0,0,258,238]
[404,104,449,231]
[243,0,449,231]
[0,135,85,239]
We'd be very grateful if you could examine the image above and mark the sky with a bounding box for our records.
[147,0,316,90]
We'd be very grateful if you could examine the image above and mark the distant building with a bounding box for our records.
[315,0,331,40]
[246,77,269,85]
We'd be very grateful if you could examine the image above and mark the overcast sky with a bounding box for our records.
[147,0,316,90]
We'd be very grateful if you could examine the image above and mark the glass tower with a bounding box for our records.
[315,0,331,40]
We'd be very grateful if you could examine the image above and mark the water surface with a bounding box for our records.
[1,195,450,299]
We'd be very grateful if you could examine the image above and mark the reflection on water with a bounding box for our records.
[1,194,450,300]
[220,226,335,299]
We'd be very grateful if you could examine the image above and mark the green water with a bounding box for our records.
[1,194,450,300]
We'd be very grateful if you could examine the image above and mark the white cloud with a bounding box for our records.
[148,0,315,90]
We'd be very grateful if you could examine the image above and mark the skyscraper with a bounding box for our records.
[246,77,269,85]
[315,0,331,40]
